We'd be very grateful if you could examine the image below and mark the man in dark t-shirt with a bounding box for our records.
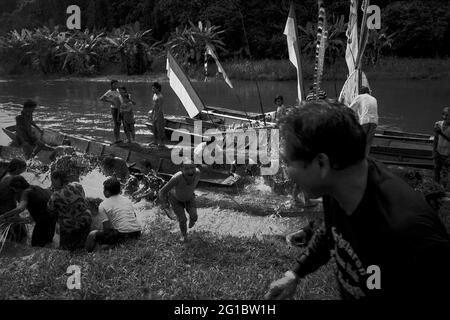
[265,100,450,300]
[3,176,56,247]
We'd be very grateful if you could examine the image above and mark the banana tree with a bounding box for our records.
[106,22,158,75]
[166,20,226,68]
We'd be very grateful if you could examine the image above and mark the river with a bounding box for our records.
[0,77,449,145]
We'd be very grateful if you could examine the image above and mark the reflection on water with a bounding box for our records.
[0,78,449,144]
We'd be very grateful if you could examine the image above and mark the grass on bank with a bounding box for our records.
[222,57,450,81]
[0,213,338,300]
[2,56,449,83]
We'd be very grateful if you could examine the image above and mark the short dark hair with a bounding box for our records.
[7,158,26,173]
[274,95,283,103]
[110,80,118,88]
[152,82,161,91]
[103,176,121,195]
[280,99,366,170]
[360,86,370,94]
[51,170,69,185]
[23,100,37,109]
[9,175,30,190]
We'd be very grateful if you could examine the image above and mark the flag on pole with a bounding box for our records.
[284,2,304,103]
[205,44,233,89]
[345,0,359,75]
[339,69,370,106]
[166,52,205,118]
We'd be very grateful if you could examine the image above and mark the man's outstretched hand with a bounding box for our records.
[264,271,300,300]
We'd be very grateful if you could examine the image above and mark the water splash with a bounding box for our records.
[79,168,107,199]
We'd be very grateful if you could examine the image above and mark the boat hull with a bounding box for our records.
[0,126,239,188]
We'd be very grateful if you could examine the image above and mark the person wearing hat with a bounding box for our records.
[15,100,53,159]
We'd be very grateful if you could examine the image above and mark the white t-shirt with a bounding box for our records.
[101,89,121,109]
[98,195,141,233]
[349,93,379,125]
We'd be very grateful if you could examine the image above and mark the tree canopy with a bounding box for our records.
[0,0,449,58]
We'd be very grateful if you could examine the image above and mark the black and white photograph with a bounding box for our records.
[0,0,450,310]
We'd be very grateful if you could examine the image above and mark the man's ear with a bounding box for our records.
[316,153,330,178]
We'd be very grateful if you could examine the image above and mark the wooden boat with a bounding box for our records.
[0,125,240,188]
[148,112,435,170]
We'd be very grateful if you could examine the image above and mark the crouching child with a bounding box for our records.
[85,177,141,252]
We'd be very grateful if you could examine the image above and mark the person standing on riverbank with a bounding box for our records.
[15,100,53,159]
[264,100,450,300]
[149,82,165,146]
[118,87,136,144]
[99,80,122,145]
[433,107,450,187]
[349,86,378,156]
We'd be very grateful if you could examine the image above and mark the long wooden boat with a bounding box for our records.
[148,111,435,170]
[0,125,240,188]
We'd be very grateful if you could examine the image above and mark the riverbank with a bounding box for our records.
[1,57,449,83]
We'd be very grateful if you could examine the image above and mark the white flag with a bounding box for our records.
[166,52,205,118]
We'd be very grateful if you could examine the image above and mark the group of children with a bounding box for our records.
[99,80,137,144]
[0,153,203,252]
[0,158,148,252]
[99,80,165,146]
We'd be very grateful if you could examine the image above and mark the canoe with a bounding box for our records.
[0,125,240,188]
[148,112,435,170]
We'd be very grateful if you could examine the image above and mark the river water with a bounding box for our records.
[0,77,449,146]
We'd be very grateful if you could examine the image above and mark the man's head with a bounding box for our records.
[23,100,37,114]
[274,95,284,106]
[360,86,371,95]
[7,158,26,175]
[110,80,119,90]
[9,175,30,197]
[152,82,161,94]
[103,176,121,198]
[279,100,366,198]
[51,170,69,189]
[181,158,196,177]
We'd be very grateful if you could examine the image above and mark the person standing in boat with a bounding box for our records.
[273,95,288,123]
[118,87,136,144]
[99,80,122,145]
[149,82,165,147]
[15,100,53,159]
[433,106,450,187]
[349,86,378,156]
